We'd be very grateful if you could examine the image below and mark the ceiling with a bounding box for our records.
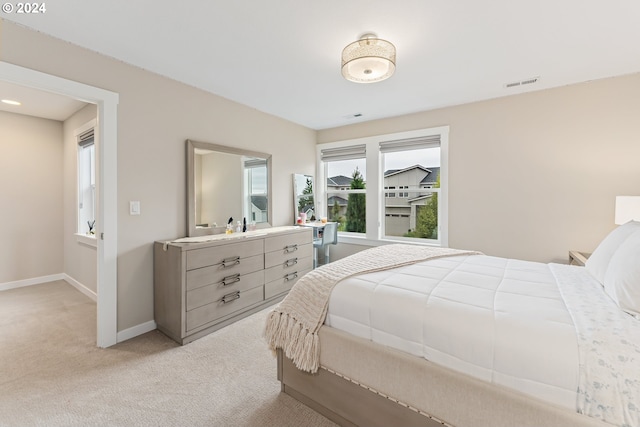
[0,80,87,121]
[3,1,640,129]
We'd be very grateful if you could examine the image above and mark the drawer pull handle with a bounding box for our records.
[221,256,240,268]
[284,258,298,267]
[284,244,298,253]
[284,272,298,282]
[221,273,241,286]
[221,291,241,304]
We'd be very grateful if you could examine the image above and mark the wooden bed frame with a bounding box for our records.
[278,350,443,427]
[277,326,605,427]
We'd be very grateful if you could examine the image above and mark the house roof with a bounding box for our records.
[298,203,315,212]
[328,196,348,206]
[327,175,353,187]
[384,164,432,178]
[328,166,440,188]
[383,165,440,185]
[251,195,268,211]
[408,194,434,203]
[420,167,440,185]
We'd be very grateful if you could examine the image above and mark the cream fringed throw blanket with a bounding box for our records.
[265,244,481,373]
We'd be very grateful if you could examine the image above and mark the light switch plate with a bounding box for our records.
[130,201,140,215]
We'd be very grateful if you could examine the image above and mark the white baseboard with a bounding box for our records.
[0,273,65,292]
[117,320,157,343]
[63,274,97,302]
[1,272,156,343]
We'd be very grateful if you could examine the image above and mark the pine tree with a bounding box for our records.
[414,173,439,239]
[297,177,315,215]
[346,167,366,232]
[331,200,341,221]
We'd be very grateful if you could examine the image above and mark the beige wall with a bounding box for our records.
[4,17,638,335]
[199,151,243,227]
[319,73,640,263]
[1,21,317,332]
[0,111,63,283]
[62,104,98,293]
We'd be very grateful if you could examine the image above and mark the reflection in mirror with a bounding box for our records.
[244,157,269,224]
[293,173,314,223]
[187,140,272,237]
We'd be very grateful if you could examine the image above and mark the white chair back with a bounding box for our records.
[313,222,339,268]
[321,222,338,246]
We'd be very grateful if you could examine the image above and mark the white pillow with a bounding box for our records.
[585,220,640,284]
[603,228,640,318]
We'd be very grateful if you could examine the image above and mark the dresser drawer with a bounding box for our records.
[264,230,312,255]
[265,242,313,269]
[186,285,264,332]
[186,269,264,311]
[264,255,313,284]
[186,239,263,270]
[265,267,312,300]
[265,265,312,299]
[186,254,264,291]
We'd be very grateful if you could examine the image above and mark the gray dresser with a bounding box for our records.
[154,226,312,344]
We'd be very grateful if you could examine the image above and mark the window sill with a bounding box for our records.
[337,235,380,247]
[338,234,443,248]
[75,233,97,248]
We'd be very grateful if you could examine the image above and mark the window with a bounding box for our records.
[321,145,366,234]
[244,157,268,223]
[385,186,396,198]
[318,126,448,246]
[77,125,96,238]
[381,138,441,242]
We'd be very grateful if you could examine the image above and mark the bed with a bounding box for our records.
[265,221,640,427]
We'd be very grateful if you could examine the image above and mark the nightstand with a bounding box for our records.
[568,250,590,266]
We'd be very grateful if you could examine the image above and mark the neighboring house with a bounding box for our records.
[250,195,268,223]
[384,165,440,236]
[327,165,440,235]
[326,175,352,220]
[327,175,353,191]
[327,195,349,219]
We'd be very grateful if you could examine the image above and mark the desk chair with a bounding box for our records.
[313,222,338,268]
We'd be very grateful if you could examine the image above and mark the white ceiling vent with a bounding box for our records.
[505,76,540,89]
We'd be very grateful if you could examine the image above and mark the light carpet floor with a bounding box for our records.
[0,280,338,427]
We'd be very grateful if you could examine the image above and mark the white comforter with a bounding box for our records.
[325,254,640,426]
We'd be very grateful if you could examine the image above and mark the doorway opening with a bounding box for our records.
[0,61,119,347]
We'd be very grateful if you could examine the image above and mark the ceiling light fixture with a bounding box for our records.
[1,99,21,106]
[341,33,396,84]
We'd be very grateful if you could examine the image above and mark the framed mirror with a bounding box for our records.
[293,173,315,223]
[187,139,272,237]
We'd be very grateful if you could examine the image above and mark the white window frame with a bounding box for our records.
[75,119,98,248]
[243,157,269,224]
[317,126,449,247]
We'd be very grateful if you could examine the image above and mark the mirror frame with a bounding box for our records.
[186,139,273,237]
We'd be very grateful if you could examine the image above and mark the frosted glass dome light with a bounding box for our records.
[341,33,396,83]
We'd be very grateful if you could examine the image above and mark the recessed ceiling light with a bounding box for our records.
[1,99,22,106]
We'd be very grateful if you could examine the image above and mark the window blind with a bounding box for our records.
[379,135,440,153]
[244,158,267,168]
[320,144,366,162]
[78,129,95,147]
